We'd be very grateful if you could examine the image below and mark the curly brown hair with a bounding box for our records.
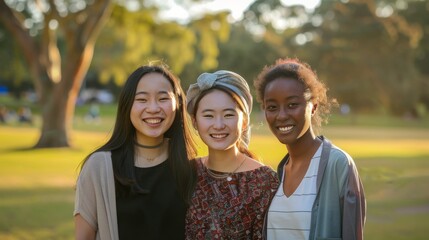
[254,58,336,133]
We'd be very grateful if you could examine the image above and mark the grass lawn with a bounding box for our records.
[1,113,429,239]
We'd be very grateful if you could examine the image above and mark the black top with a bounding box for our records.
[116,159,186,240]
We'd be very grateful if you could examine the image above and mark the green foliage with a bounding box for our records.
[191,12,231,70]
[237,0,427,116]
[0,25,31,97]
[2,0,427,117]
[216,24,283,88]
[91,4,230,86]
[395,0,429,107]
[298,0,423,115]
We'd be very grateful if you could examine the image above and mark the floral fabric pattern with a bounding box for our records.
[185,158,279,240]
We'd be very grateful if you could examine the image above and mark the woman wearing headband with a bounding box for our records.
[185,70,279,239]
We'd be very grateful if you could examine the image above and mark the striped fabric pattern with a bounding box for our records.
[266,145,322,240]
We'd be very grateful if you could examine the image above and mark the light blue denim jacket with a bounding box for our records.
[264,136,366,240]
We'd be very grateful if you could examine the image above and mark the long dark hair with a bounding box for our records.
[79,64,197,203]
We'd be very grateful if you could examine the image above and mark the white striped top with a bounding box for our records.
[266,144,322,240]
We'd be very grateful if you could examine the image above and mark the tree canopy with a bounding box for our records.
[0,0,229,148]
[0,0,428,148]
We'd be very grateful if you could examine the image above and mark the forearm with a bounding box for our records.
[75,214,96,240]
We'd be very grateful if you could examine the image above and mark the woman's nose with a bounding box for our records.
[213,117,225,129]
[277,107,289,120]
[146,101,161,112]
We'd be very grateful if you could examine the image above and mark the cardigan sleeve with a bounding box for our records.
[74,153,100,230]
[307,138,367,240]
[342,156,366,240]
[74,151,118,240]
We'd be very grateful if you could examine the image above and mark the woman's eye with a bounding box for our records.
[158,94,172,101]
[136,98,147,102]
[203,115,213,118]
[288,103,299,108]
[266,105,277,111]
[225,113,235,118]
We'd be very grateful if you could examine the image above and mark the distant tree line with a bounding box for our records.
[210,0,428,117]
[0,0,427,148]
[87,0,429,117]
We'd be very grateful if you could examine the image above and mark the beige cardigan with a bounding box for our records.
[74,151,119,240]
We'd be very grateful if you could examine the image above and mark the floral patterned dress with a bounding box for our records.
[185,158,279,240]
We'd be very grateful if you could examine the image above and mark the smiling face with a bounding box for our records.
[194,89,244,152]
[263,77,316,145]
[130,72,177,144]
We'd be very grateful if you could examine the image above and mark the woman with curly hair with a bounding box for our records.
[254,58,366,240]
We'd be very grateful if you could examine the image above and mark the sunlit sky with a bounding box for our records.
[158,0,321,23]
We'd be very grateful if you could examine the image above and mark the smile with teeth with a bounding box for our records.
[278,126,293,132]
[210,133,228,139]
[144,118,162,124]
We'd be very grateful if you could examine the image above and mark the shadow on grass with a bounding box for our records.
[0,145,87,155]
[0,146,37,153]
[0,187,75,240]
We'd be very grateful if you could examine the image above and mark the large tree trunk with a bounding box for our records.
[0,0,112,148]
[35,88,70,147]
[35,42,96,148]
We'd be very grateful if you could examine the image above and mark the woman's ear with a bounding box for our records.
[192,117,198,130]
[311,103,318,116]
[192,117,200,136]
